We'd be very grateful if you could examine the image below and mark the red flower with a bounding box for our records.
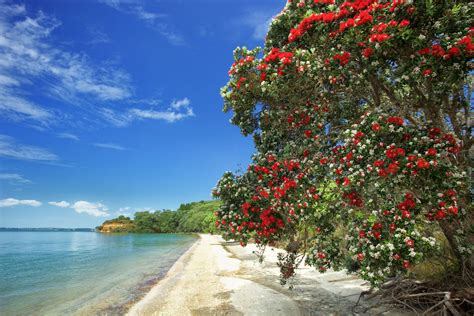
[369,33,390,42]
[373,231,381,239]
[406,6,416,15]
[386,148,400,159]
[357,253,364,261]
[435,210,446,220]
[416,158,430,169]
[359,230,366,239]
[422,69,433,77]
[402,210,411,219]
[431,44,445,58]
[407,155,417,162]
[304,130,312,138]
[403,260,411,269]
[426,148,437,156]
[398,20,410,27]
[374,160,385,167]
[362,47,374,59]
[355,11,373,26]
[447,47,461,57]
[447,206,458,215]
[333,51,351,66]
[372,222,383,230]
[389,223,396,232]
[387,163,399,174]
[371,123,381,131]
[405,239,414,247]
[445,189,457,197]
[386,117,404,125]
[393,254,401,260]
[418,47,430,55]
[242,202,251,217]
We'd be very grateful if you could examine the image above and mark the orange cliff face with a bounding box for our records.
[98,222,134,233]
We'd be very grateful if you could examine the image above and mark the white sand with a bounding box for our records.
[128,234,399,315]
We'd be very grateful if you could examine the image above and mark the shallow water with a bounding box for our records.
[0,232,197,315]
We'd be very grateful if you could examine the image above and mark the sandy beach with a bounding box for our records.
[127,234,401,316]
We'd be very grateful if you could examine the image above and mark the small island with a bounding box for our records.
[97,200,220,234]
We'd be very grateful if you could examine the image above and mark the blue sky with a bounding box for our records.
[0,0,286,228]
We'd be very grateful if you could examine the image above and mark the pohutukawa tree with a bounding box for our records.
[213,0,472,312]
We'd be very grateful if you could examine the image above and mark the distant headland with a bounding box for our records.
[0,227,95,232]
[97,200,220,234]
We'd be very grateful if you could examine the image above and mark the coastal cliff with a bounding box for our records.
[98,222,135,233]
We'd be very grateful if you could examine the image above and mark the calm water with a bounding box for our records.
[0,232,197,315]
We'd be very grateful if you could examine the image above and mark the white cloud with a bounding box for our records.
[48,199,110,217]
[0,2,131,125]
[99,0,184,45]
[0,173,32,184]
[57,133,79,141]
[93,143,126,151]
[0,198,41,207]
[0,134,58,161]
[48,201,70,208]
[71,201,109,217]
[170,97,190,110]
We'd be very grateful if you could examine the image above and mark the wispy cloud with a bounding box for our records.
[0,173,32,184]
[128,98,161,106]
[93,142,126,151]
[57,133,79,141]
[99,0,184,45]
[0,198,41,207]
[0,2,193,131]
[0,2,131,125]
[48,201,70,207]
[0,135,58,162]
[87,27,111,45]
[48,199,109,217]
[101,97,195,126]
[240,11,275,40]
[129,108,193,123]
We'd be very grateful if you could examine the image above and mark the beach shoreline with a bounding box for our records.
[127,234,403,315]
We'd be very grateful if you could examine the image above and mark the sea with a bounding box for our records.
[0,231,197,315]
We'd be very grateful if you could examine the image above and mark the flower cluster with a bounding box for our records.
[216,0,472,287]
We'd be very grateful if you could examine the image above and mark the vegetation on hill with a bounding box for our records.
[97,200,220,234]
